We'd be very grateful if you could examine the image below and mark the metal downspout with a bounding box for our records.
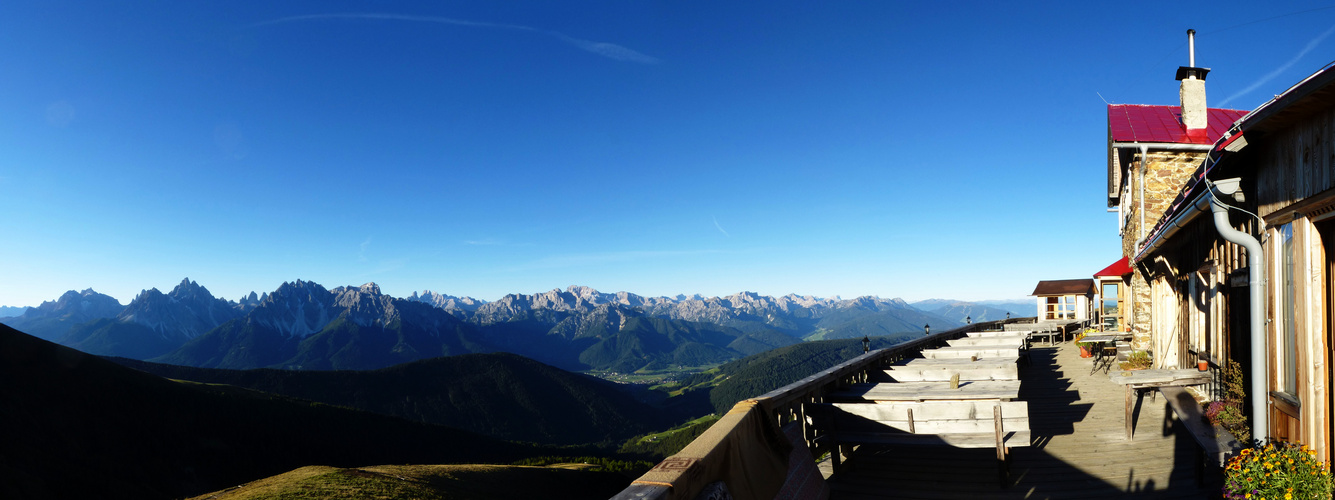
[1209,192,1267,439]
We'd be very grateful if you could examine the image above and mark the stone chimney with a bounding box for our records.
[1176,29,1210,131]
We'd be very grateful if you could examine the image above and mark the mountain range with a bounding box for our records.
[911,299,1032,324]
[3,280,1012,373]
[0,305,28,318]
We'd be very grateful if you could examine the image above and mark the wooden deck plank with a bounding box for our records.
[822,343,1219,499]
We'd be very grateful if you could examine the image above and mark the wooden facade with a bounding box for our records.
[1131,65,1335,462]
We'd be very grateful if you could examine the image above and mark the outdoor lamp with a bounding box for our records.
[862,335,870,353]
[1006,312,1011,319]
[966,315,972,324]
[924,323,930,335]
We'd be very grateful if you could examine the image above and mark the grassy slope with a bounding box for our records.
[111,352,669,446]
[0,324,554,500]
[185,464,630,500]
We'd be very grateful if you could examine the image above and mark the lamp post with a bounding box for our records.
[966,315,972,324]
[1006,312,1011,320]
[924,323,930,335]
[862,335,870,353]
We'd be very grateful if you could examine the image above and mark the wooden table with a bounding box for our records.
[1081,334,1130,374]
[830,380,1021,402]
[1108,369,1211,440]
[1027,329,1061,346]
[946,337,1026,348]
[967,331,1030,338]
[887,358,1020,381]
[921,346,1021,359]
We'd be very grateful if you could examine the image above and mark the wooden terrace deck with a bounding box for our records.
[819,342,1220,499]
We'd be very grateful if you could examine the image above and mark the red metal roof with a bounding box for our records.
[1107,105,1247,145]
[1093,257,1132,278]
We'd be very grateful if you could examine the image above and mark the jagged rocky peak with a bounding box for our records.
[130,287,165,303]
[238,291,261,306]
[405,290,486,311]
[565,285,602,301]
[613,291,644,307]
[538,288,577,308]
[234,291,262,313]
[265,280,330,304]
[330,282,398,326]
[39,288,125,315]
[171,277,199,293]
[839,296,885,310]
[115,278,243,340]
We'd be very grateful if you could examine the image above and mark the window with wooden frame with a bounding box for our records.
[1188,267,1215,358]
[1280,222,1299,398]
[1101,282,1121,331]
[1046,296,1076,320]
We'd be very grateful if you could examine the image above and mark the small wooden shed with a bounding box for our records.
[1031,279,1095,321]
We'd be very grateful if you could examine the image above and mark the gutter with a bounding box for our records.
[1207,179,1268,439]
[1110,141,1214,151]
[1133,175,1269,440]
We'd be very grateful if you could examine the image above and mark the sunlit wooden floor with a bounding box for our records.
[820,342,1219,499]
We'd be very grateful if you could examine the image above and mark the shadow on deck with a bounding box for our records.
[822,343,1220,499]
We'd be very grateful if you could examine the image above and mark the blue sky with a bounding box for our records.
[3,1,1335,307]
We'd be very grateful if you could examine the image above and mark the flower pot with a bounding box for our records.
[1079,346,1092,358]
[1198,360,1209,371]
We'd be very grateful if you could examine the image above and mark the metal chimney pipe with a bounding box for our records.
[1188,29,1196,68]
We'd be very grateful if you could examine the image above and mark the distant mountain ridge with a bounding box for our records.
[152,281,484,371]
[911,299,1031,324]
[41,279,250,360]
[1,288,125,342]
[0,306,28,318]
[8,280,982,372]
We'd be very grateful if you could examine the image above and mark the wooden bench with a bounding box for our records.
[807,400,1030,486]
[1159,387,1244,485]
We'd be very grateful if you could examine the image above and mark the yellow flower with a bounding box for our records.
[1285,494,1291,500]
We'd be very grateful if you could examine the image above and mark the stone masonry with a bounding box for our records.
[1121,150,1207,351]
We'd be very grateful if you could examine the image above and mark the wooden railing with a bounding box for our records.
[610,318,1035,500]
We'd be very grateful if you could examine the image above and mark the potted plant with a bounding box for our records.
[1118,350,1151,371]
[1074,332,1093,358]
[1222,440,1331,499]
[1206,359,1251,444]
